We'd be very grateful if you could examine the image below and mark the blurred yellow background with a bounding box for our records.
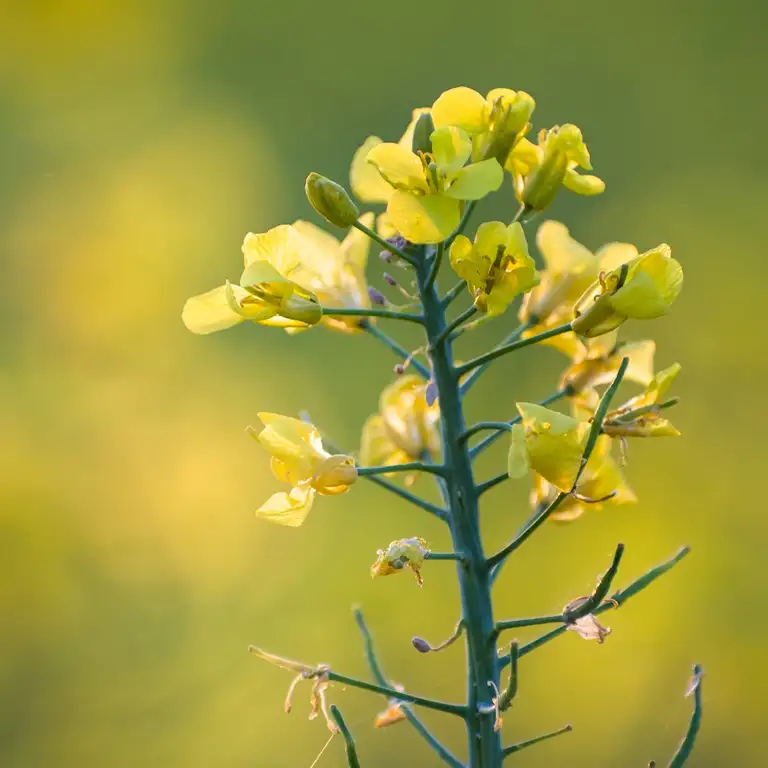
[1,1,765,765]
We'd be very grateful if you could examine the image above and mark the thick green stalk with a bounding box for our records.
[417,256,502,768]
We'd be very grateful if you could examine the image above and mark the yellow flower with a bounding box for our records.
[371,537,430,585]
[431,86,536,165]
[182,225,322,335]
[250,413,357,527]
[507,403,588,492]
[288,213,374,333]
[560,338,656,394]
[449,221,538,315]
[366,125,504,243]
[360,376,440,471]
[530,434,636,523]
[572,244,684,338]
[603,364,682,437]
[507,124,604,211]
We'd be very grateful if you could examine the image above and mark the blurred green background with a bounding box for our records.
[1,0,765,765]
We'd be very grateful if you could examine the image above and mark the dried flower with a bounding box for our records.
[371,537,430,585]
[563,598,612,643]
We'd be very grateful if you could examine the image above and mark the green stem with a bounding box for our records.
[352,220,417,264]
[469,388,570,459]
[363,323,430,379]
[668,664,703,768]
[497,642,518,712]
[353,610,465,768]
[432,306,478,348]
[495,615,565,634]
[456,323,572,378]
[324,670,465,716]
[446,200,477,247]
[321,306,424,324]
[460,319,534,395]
[426,552,465,562]
[477,472,510,496]
[460,422,513,443]
[363,474,447,519]
[416,254,503,768]
[329,706,361,768]
[502,724,572,758]
[357,462,445,477]
[424,242,445,292]
[563,543,624,621]
[499,547,692,666]
[442,281,468,308]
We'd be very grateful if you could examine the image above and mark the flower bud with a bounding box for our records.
[411,637,432,653]
[305,172,360,228]
[411,111,435,155]
[367,286,388,306]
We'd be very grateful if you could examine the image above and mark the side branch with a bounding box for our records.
[455,322,570,379]
[499,547,691,666]
[357,462,446,478]
[502,724,572,758]
[668,664,704,768]
[352,220,417,265]
[363,322,430,379]
[321,306,424,324]
[354,610,465,767]
[364,475,447,519]
[329,706,361,768]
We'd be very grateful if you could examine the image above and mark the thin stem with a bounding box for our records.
[498,547,692,666]
[477,472,511,497]
[329,706,361,768]
[502,724,572,758]
[460,319,534,395]
[564,543,625,621]
[352,220,416,264]
[668,664,703,768]
[469,388,569,459]
[495,615,565,634]
[487,493,568,572]
[357,462,446,477]
[455,323,572,378]
[445,200,477,248]
[571,357,629,489]
[442,281,467,308]
[324,670,466,717]
[460,422,513,443]
[353,610,465,768]
[321,306,424,324]
[432,306,477,348]
[364,474,447,519]
[424,242,444,292]
[497,642,518,711]
[426,551,465,562]
[363,323,430,379]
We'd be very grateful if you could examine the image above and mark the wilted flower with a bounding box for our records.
[361,376,440,473]
[374,684,408,728]
[248,646,337,732]
[371,537,430,585]
[287,214,374,333]
[603,364,682,437]
[249,413,357,526]
[182,225,322,334]
[449,221,539,315]
[509,124,604,211]
[572,244,683,338]
[365,125,503,243]
[563,598,612,643]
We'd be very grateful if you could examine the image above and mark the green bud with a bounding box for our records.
[521,150,568,211]
[305,172,360,228]
[411,112,435,155]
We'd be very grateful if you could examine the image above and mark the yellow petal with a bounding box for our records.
[182,284,245,334]
[225,281,279,321]
[609,271,669,318]
[596,242,640,272]
[431,87,487,134]
[242,225,304,277]
[431,125,473,175]
[340,212,374,269]
[443,159,503,200]
[517,403,579,435]
[535,220,597,276]
[507,424,530,479]
[398,107,431,150]
[255,486,315,527]
[386,190,460,244]
[366,143,429,193]
[449,234,485,285]
[257,413,326,460]
[563,169,605,196]
[350,136,393,202]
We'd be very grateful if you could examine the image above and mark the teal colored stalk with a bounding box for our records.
[416,252,503,768]
[321,306,424,324]
[668,664,703,767]
[329,706,361,768]
[357,462,446,477]
[502,724,572,758]
[363,322,430,379]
